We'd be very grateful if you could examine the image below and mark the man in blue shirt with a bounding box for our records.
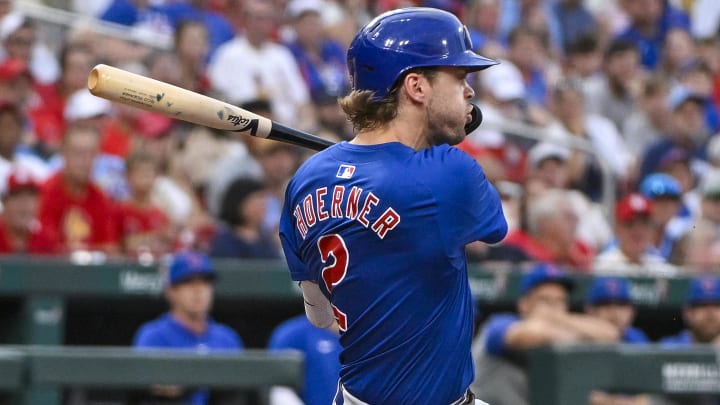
[268,314,342,405]
[585,276,649,343]
[280,8,507,405]
[661,275,720,346]
[471,263,619,405]
[133,250,244,404]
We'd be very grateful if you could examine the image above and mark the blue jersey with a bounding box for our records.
[279,142,507,405]
[268,315,342,405]
[133,313,244,405]
[660,330,694,347]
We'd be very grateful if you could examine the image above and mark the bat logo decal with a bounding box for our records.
[228,114,259,135]
[217,110,224,120]
[156,93,165,101]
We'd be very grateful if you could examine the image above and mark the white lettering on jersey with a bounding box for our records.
[294,187,400,239]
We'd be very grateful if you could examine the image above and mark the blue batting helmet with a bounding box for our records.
[347,7,498,100]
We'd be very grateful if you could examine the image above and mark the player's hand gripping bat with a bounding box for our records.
[88,64,483,150]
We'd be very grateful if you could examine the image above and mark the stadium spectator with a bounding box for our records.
[29,43,98,157]
[0,58,33,110]
[640,85,711,181]
[552,0,597,55]
[470,263,619,405]
[284,0,349,102]
[675,59,720,133]
[562,33,602,82]
[133,250,244,405]
[0,170,59,254]
[173,20,211,94]
[100,0,174,38]
[583,39,643,133]
[525,142,612,251]
[614,0,690,70]
[464,0,505,59]
[208,0,314,130]
[661,274,720,345]
[638,173,690,263]
[268,314,341,405]
[161,0,235,60]
[0,12,61,84]
[0,101,50,196]
[660,28,698,78]
[547,77,635,199]
[252,139,304,240]
[621,74,672,157]
[594,193,676,276]
[506,26,552,107]
[585,276,649,343]
[38,125,118,255]
[115,151,173,260]
[501,188,595,272]
[675,219,720,273]
[210,177,280,259]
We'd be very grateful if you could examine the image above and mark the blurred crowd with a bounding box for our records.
[0,0,718,279]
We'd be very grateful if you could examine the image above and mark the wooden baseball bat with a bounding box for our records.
[87,64,335,151]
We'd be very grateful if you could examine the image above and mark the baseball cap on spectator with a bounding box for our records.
[639,173,682,199]
[528,142,570,169]
[587,276,632,306]
[481,60,525,102]
[133,111,173,139]
[700,169,720,199]
[667,85,705,111]
[686,275,720,306]
[615,193,653,223]
[286,0,324,18]
[167,250,217,286]
[64,89,112,121]
[0,58,30,82]
[4,169,41,197]
[520,262,574,295]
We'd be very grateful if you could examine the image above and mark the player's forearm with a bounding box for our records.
[559,314,621,343]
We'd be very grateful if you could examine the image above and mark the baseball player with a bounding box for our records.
[279,7,507,405]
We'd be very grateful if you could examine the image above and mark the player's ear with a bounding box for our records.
[401,71,429,104]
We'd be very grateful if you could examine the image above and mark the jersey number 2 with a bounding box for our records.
[318,234,349,332]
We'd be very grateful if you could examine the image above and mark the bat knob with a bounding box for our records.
[464,103,483,135]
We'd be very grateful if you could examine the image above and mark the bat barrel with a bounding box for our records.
[87,64,337,152]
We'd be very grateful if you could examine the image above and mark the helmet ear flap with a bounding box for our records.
[464,103,483,135]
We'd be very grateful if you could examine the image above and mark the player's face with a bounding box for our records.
[587,303,635,331]
[168,277,214,319]
[425,67,475,146]
[685,304,720,343]
[520,283,569,317]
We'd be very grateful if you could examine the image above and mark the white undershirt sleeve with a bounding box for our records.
[299,281,337,330]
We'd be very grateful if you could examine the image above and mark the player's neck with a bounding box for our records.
[351,115,427,151]
[171,309,208,335]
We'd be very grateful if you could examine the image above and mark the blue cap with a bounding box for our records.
[587,277,632,305]
[167,250,216,286]
[520,263,574,295]
[639,173,682,199]
[687,275,720,306]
